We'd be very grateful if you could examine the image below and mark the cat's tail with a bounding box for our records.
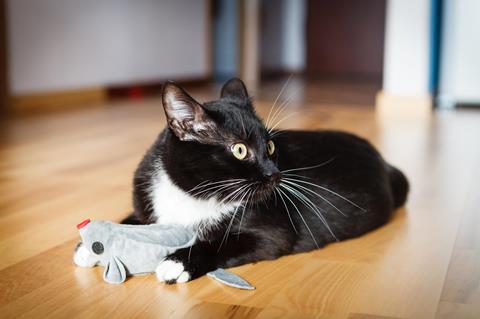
[387,164,409,208]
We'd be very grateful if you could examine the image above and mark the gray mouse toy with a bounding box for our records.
[74,219,255,290]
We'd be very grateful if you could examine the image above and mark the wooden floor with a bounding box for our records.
[1,81,479,318]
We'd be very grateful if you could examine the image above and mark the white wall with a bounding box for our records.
[8,0,209,95]
[260,0,305,73]
[438,0,480,107]
[383,0,431,97]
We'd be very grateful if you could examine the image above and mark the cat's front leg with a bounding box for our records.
[155,232,271,284]
[155,242,217,284]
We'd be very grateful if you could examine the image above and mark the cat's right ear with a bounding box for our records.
[162,81,216,142]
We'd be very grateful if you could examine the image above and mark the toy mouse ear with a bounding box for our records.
[103,256,126,284]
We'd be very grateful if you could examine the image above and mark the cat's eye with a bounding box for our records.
[267,140,275,155]
[231,143,248,160]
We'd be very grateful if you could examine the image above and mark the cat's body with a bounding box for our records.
[75,78,408,283]
[118,79,409,283]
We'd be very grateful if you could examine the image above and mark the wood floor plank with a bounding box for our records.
[435,165,480,318]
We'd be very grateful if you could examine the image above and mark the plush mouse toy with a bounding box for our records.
[75,219,254,290]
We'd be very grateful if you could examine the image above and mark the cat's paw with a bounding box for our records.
[155,258,191,284]
[73,242,98,267]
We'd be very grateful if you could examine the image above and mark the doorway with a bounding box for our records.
[306,0,386,81]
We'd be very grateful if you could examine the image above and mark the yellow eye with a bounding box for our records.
[231,143,248,160]
[267,140,275,155]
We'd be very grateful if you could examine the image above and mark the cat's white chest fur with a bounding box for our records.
[149,169,236,227]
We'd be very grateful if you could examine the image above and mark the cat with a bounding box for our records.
[74,78,409,284]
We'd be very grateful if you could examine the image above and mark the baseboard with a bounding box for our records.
[11,87,107,114]
[9,76,211,116]
[107,76,212,99]
[375,91,433,119]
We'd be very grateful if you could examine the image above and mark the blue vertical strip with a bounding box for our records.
[213,0,239,82]
[429,0,443,96]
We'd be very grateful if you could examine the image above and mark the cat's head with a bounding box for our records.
[161,78,280,204]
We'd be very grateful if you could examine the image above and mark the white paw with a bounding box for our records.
[155,259,191,283]
[73,243,98,267]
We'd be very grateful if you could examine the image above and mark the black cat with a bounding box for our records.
[121,78,409,284]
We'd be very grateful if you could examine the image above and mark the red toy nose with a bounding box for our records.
[76,219,91,229]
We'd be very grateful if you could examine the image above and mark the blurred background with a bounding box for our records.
[1,0,479,115]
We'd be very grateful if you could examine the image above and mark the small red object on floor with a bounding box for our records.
[76,219,91,230]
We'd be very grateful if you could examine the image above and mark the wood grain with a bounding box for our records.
[1,81,479,318]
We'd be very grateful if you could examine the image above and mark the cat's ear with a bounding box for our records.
[162,81,216,142]
[221,78,249,101]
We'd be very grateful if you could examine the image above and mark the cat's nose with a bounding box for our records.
[263,169,281,183]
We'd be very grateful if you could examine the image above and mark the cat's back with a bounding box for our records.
[274,129,393,213]
[274,130,382,167]
[272,130,401,248]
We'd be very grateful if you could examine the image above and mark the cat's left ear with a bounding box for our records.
[162,81,217,142]
[221,78,249,101]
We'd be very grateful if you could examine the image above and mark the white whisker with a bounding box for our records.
[188,178,244,194]
[265,74,293,128]
[267,85,303,131]
[283,173,313,180]
[283,177,366,212]
[281,157,336,173]
[239,115,247,137]
[268,111,299,133]
[192,180,244,198]
[277,188,319,248]
[280,183,338,240]
[237,187,255,238]
[207,182,245,201]
[187,179,212,193]
[217,186,251,251]
[189,224,204,261]
[269,129,288,138]
[220,183,251,205]
[275,188,297,233]
[283,179,347,217]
